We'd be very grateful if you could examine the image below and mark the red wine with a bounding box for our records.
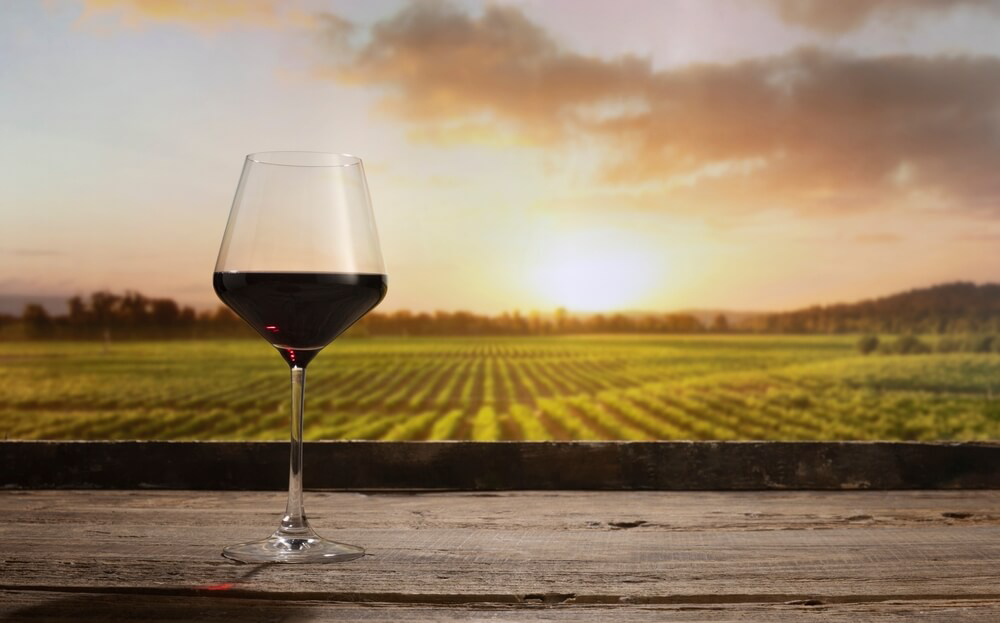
[213,272,387,367]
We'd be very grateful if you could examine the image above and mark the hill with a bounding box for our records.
[747,282,1000,333]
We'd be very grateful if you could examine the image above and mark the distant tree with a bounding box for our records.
[67,296,89,330]
[23,304,54,339]
[664,314,703,333]
[554,307,568,332]
[529,310,544,334]
[856,335,879,355]
[89,291,120,345]
[150,299,180,329]
[609,313,630,332]
[179,306,196,327]
[119,291,149,329]
[710,314,729,333]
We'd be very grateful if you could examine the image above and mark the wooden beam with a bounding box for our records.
[2,441,998,490]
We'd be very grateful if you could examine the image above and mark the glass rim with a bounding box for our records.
[245,151,363,168]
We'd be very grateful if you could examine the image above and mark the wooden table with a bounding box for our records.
[2,489,999,621]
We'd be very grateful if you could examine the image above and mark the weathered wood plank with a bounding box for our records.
[2,590,999,622]
[3,490,997,531]
[1,491,998,605]
[3,441,999,489]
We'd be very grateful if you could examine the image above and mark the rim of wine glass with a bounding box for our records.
[245,151,362,168]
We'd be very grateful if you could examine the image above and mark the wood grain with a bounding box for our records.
[0,490,998,621]
[3,440,999,489]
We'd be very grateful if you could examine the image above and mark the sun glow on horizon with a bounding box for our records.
[530,231,668,312]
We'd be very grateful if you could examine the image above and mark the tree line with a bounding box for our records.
[4,281,1000,341]
[5,292,251,340]
[353,307,711,336]
[749,282,1000,334]
[1,291,714,340]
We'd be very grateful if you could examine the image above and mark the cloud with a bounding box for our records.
[78,0,317,31]
[325,2,1000,216]
[332,3,649,145]
[766,0,1000,35]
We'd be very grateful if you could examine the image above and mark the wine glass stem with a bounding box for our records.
[280,365,308,534]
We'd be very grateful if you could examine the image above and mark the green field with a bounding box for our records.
[1,336,998,441]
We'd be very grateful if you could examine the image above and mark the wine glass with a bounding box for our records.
[213,151,387,563]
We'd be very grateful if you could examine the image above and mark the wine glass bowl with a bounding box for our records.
[213,151,386,563]
[214,272,386,368]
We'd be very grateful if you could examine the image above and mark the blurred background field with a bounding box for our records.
[3,335,998,442]
[6,3,1000,443]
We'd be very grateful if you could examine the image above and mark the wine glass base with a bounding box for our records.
[223,530,365,564]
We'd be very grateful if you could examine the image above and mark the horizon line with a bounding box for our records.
[1,279,996,318]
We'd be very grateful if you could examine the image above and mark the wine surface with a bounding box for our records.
[213,272,387,367]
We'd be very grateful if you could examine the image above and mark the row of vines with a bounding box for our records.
[1,336,998,441]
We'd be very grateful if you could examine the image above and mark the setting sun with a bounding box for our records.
[532,231,663,311]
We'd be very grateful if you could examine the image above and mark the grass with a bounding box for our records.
[1,336,998,441]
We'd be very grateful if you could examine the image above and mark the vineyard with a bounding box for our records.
[1,336,999,441]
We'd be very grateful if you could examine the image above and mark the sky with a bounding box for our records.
[3,0,1000,314]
